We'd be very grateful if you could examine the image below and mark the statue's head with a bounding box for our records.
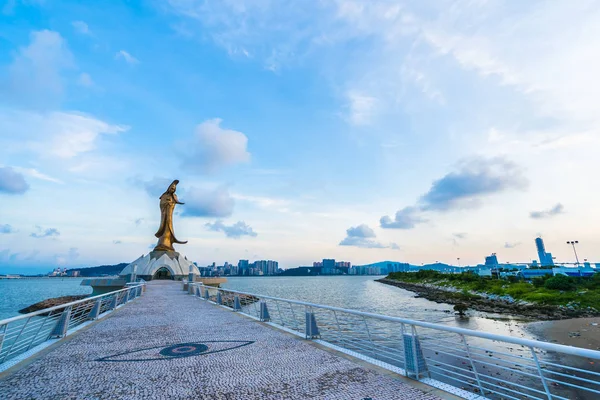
[164,180,179,195]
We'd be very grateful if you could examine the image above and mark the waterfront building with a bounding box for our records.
[535,237,555,266]
[553,267,596,277]
[238,260,249,276]
[484,254,499,267]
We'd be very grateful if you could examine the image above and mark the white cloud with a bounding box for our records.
[231,193,290,212]
[8,30,74,106]
[206,220,257,239]
[77,73,94,87]
[12,167,63,184]
[339,223,399,249]
[530,203,565,220]
[72,21,90,35]
[0,166,29,194]
[0,110,128,159]
[115,50,139,65]
[182,118,250,173]
[346,91,378,126]
[181,185,235,218]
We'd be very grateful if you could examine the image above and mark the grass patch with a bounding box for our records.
[386,270,600,310]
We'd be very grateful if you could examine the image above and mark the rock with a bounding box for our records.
[19,295,89,314]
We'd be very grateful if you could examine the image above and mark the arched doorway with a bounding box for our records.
[153,267,173,280]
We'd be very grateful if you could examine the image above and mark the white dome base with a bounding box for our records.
[119,251,200,281]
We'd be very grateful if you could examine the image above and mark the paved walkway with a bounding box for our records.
[0,281,442,400]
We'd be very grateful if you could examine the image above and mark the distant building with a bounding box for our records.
[238,260,249,276]
[535,237,555,266]
[484,254,499,267]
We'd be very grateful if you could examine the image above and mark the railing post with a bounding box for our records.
[195,285,201,297]
[216,290,223,305]
[460,334,485,396]
[49,306,72,338]
[530,347,553,400]
[305,307,320,339]
[233,295,242,312]
[110,294,118,310]
[400,323,409,377]
[204,287,209,300]
[402,326,428,380]
[188,282,194,295]
[259,301,270,321]
[0,324,5,353]
[88,299,102,320]
[188,265,194,284]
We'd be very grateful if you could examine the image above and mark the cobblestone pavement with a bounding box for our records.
[0,281,441,400]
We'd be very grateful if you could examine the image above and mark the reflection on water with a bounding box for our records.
[222,275,534,340]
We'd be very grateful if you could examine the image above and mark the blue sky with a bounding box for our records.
[1,0,599,274]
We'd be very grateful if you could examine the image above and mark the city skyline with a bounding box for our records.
[2,2,600,274]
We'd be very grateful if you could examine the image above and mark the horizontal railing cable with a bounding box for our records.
[191,282,600,400]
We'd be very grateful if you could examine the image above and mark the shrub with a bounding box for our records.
[506,283,533,298]
[454,303,468,316]
[545,275,576,291]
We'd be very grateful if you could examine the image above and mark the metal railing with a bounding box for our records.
[0,284,145,370]
[190,282,600,400]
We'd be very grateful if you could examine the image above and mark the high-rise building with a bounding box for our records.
[238,260,249,275]
[535,237,555,266]
[485,254,499,266]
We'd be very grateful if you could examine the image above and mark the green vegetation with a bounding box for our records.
[453,303,468,316]
[387,270,600,310]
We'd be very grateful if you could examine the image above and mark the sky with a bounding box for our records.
[1,0,599,274]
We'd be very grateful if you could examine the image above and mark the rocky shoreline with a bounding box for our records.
[18,295,89,314]
[376,278,600,320]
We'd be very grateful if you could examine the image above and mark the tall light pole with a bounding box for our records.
[566,241,580,266]
[457,257,461,267]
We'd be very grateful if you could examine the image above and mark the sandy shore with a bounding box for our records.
[525,316,600,392]
[526,317,600,351]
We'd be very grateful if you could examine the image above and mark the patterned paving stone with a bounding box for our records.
[0,281,441,400]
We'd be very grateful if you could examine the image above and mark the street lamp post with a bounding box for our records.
[457,257,461,267]
[566,241,580,266]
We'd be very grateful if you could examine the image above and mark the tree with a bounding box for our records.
[454,303,468,316]
[544,274,575,291]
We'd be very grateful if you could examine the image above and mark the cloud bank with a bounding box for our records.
[339,224,399,249]
[206,220,257,238]
[0,167,29,194]
[381,157,527,229]
[30,226,60,238]
[183,119,250,173]
[530,203,564,219]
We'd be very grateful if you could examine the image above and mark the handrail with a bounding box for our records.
[0,285,139,325]
[199,284,600,360]
[0,283,145,369]
[193,282,600,400]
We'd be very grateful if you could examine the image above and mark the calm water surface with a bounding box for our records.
[0,278,92,320]
[0,275,534,341]
[222,275,535,340]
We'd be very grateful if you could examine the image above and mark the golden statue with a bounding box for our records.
[154,180,188,252]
